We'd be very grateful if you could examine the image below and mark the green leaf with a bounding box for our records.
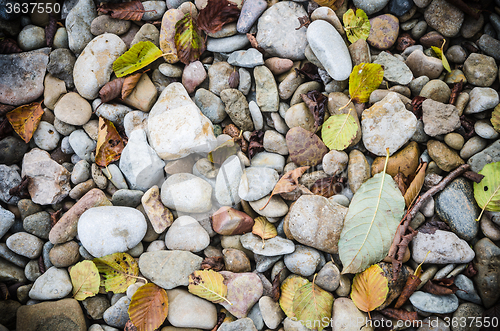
[70,260,100,301]
[93,252,139,293]
[474,162,500,222]
[349,63,384,103]
[321,114,358,151]
[491,104,500,133]
[292,279,334,331]
[128,283,168,331]
[112,41,163,78]
[338,151,405,274]
[188,270,231,305]
[174,13,205,65]
[431,45,451,73]
[343,9,370,44]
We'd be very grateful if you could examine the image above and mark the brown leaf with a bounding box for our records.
[201,256,225,271]
[6,102,44,143]
[8,176,30,199]
[295,63,322,82]
[393,172,408,196]
[123,320,138,331]
[0,38,22,54]
[197,0,240,34]
[391,227,417,281]
[270,269,282,302]
[98,0,145,21]
[394,274,421,309]
[280,184,313,201]
[481,304,500,331]
[121,72,143,99]
[95,117,125,167]
[449,80,463,105]
[45,14,58,47]
[38,255,45,274]
[223,124,248,153]
[380,308,419,322]
[260,166,309,210]
[174,13,205,65]
[462,170,484,183]
[460,115,475,139]
[49,209,62,228]
[0,118,13,140]
[0,283,9,300]
[463,262,477,278]
[422,278,459,295]
[99,78,125,103]
[310,176,344,198]
[248,130,264,159]
[296,15,311,30]
[228,70,239,89]
[411,96,426,120]
[419,219,451,234]
[210,312,226,331]
[404,162,427,208]
[301,90,327,130]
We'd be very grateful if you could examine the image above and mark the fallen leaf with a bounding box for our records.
[248,130,264,159]
[411,96,426,119]
[310,176,344,198]
[338,149,405,274]
[380,308,419,321]
[93,252,139,293]
[314,0,344,10]
[98,0,145,21]
[113,41,163,78]
[6,102,44,143]
[449,80,463,105]
[390,227,417,281]
[404,162,427,208]
[394,274,421,309]
[296,15,311,29]
[260,166,310,209]
[463,262,477,278]
[474,162,500,221]
[0,38,22,54]
[128,283,168,331]
[70,260,100,301]
[295,62,322,82]
[223,124,248,153]
[201,256,225,271]
[293,277,334,331]
[228,70,239,89]
[422,278,459,295]
[45,14,57,47]
[95,117,125,167]
[393,172,408,196]
[124,320,138,331]
[188,270,231,305]
[301,90,327,130]
[321,114,359,151]
[122,72,144,99]
[0,283,9,300]
[343,9,371,44]
[8,175,30,200]
[246,33,264,54]
[351,264,388,319]
[419,219,451,234]
[279,275,310,318]
[207,138,240,165]
[99,78,125,103]
[174,13,205,65]
[431,40,451,73]
[348,63,384,103]
[270,270,282,302]
[197,0,240,34]
[252,216,277,248]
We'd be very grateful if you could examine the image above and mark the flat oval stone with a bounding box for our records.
[307,20,352,81]
[240,233,295,256]
[409,291,459,314]
[161,173,213,213]
[367,14,399,50]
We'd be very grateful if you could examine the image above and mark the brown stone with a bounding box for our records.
[286,127,328,167]
[427,140,464,172]
[49,241,80,267]
[223,248,251,272]
[211,206,254,235]
[264,57,294,75]
[141,185,174,234]
[367,14,399,50]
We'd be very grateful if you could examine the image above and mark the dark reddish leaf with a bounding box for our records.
[6,102,44,143]
[296,15,311,30]
[481,304,500,331]
[295,62,322,82]
[463,263,477,278]
[9,176,30,199]
[248,130,264,159]
[0,38,22,54]
[121,72,144,99]
[210,312,226,331]
[38,255,46,274]
[228,70,239,89]
[448,80,463,105]
[201,256,225,271]
[460,115,475,140]
[310,176,343,198]
[45,14,58,47]
[380,308,419,322]
[0,283,8,300]
[411,96,426,119]
[49,209,62,228]
[0,118,13,140]
[419,219,451,234]
[270,270,282,302]
[197,0,240,34]
[301,90,327,130]
[99,78,125,103]
[422,278,459,295]
[98,0,145,21]
[223,123,248,153]
[174,13,205,65]
[393,172,408,196]
[394,274,421,309]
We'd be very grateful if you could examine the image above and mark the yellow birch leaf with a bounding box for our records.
[113,41,163,78]
[404,162,427,208]
[292,277,334,331]
[279,275,310,318]
[6,102,44,143]
[93,252,139,293]
[351,264,389,317]
[321,114,358,151]
[349,63,384,103]
[431,44,451,73]
[95,117,125,167]
[128,283,168,331]
[474,161,500,221]
[252,216,277,248]
[70,260,100,301]
[343,9,371,44]
[188,269,231,305]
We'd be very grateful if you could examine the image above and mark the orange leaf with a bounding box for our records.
[95,117,125,167]
[122,72,144,99]
[404,162,427,208]
[6,102,44,143]
[394,274,421,309]
[252,216,277,248]
[351,264,389,317]
[128,283,168,331]
[260,166,309,210]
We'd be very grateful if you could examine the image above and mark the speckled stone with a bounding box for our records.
[424,0,464,37]
[367,14,399,50]
[435,177,480,241]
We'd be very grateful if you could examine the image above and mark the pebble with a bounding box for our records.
[165,216,210,252]
[54,92,92,126]
[193,89,226,124]
[0,207,15,239]
[256,1,308,60]
[424,0,464,37]
[49,241,80,268]
[251,152,285,173]
[78,206,147,258]
[23,211,51,240]
[158,63,183,77]
[239,68,252,95]
[71,160,90,185]
[367,14,399,50]
[161,173,212,213]
[159,9,184,63]
[348,149,371,193]
[473,238,500,308]
[139,250,202,289]
[259,296,285,329]
[284,245,321,277]
[90,15,131,36]
[322,150,348,176]
[427,140,465,172]
[446,45,467,64]
[254,254,280,273]
[43,75,66,111]
[29,267,73,300]
[420,79,451,104]
[265,57,294,75]
[68,130,96,162]
[215,155,244,206]
[475,119,499,140]
[409,291,459,314]
[307,20,352,81]
[220,89,254,131]
[422,99,460,136]
[6,232,43,259]
[388,0,413,16]
[240,233,295,256]
[463,53,498,87]
[219,318,258,331]
[219,271,263,318]
[248,101,264,131]
[111,189,143,207]
[182,61,206,94]
[206,34,250,53]
[102,165,128,190]
[103,296,130,328]
[460,136,488,160]
[142,1,166,20]
[228,48,264,68]
[353,0,390,15]
[0,137,28,166]
[17,25,45,51]
[481,214,500,241]
[464,87,499,114]
[239,167,279,201]
[254,65,279,113]
[285,103,316,132]
[47,48,76,89]
[444,133,465,150]
[65,0,96,55]
[286,126,328,166]
[405,50,443,79]
[411,230,475,264]
[83,296,110,320]
[374,51,413,85]
[208,61,233,96]
[477,34,500,61]
[454,274,482,304]
[452,303,484,331]
[16,299,86,331]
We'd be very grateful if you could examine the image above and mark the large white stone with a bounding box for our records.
[215,155,243,206]
[119,129,165,191]
[167,289,218,329]
[148,83,217,160]
[73,33,127,99]
[29,267,72,300]
[411,230,475,264]
[161,173,213,213]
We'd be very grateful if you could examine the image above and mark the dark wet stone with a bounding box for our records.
[0,136,28,165]
[473,238,500,308]
[388,0,413,16]
[477,34,500,61]
[47,48,76,89]
[435,177,480,241]
[0,0,23,20]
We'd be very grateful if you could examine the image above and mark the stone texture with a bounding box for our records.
[422,99,461,136]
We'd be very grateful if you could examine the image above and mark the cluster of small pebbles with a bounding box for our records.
[1,0,500,330]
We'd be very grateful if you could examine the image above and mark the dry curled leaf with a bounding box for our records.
[9,176,31,199]
[419,219,451,234]
[404,162,427,208]
[0,104,15,117]
[270,270,282,302]
[0,118,12,141]
[449,80,463,105]
[246,33,264,54]
[228,70,239,89]
[0,38,22,54]
[411,96,426,119]
[248,130,264,159]
[99,78,125,103]
[261,166,310,209]
[98,0,145,21]
[393,172,408,196]
[6,102,44,143]
[301,90,327,130]
[197,0,240,34]
[45,14,57,47]
[95,117,125,167]
[0,283,8,300]
[122,72,144,99]
[422,277,459,295]
[210,312,226,331]
[394,274,421,309]
[380,308,419,322]
[295,62,322,82]
[310,176,343,198]
[463,263,477,278]
[223,124,248,153]
[175,13,206,65]
[296,15,311,30]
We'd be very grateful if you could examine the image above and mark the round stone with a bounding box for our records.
[54,92,93,126]
[367,14,399,50]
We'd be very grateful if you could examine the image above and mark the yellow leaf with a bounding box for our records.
[343,9,371,44]
[113,41,163,78]
[95,117,125,167]
[349,63,384,103]
[252,216,277,248]
[321,114,358,151]
[404,162,427,208]
[128,283,168,331]
[93,252,139,293]
[293,276,334,331]
[188,270,231,305]
[279,275,310,318]
[6,102,44,143]
[70,260,100,301]
[351,264,388,317]
[431,43,451,73]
